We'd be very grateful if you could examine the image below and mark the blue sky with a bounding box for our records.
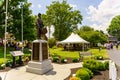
[28,0,120,33]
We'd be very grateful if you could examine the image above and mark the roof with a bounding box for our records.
[58,33,89,44]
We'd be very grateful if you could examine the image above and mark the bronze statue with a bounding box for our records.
[36,13,48,40]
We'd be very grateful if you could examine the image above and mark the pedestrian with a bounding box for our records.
[116,42,119,49]
[110,43,113,49]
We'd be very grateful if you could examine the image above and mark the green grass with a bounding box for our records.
[49,48,79,58]
[88,48,109,59]
[49,47,109,59]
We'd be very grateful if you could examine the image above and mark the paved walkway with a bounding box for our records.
[108,48,120,66]
[0,62,82,80]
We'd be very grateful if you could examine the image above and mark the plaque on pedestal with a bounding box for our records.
[26,40,53,74]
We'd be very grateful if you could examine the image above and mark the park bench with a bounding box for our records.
[79,52,93,61]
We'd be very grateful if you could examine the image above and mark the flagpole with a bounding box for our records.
[4,0,8,65]
[21,2,23,52]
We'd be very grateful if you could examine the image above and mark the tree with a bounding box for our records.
[77,26,107,47]
[0,0,36,41]
[107,15,120,40]
[42,0,82,41]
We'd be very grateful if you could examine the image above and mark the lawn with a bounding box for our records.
[0,46,109,63]
[49,47,109,59]
[49,48,79,58]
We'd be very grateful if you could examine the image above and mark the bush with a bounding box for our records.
[69,77,81,80]
[60,57,67,63]
[98,62,105,71]
[83,60,99,72]
[82,68,93,78]
[104,61,109,70]
[6,60,12,67]
[51,53,58,57]
[48,38,56,48]
[0,64,5,69]
[95,55,103,60]
[76,68,90,80]
[72,58,79,63]
[52,57,59,62]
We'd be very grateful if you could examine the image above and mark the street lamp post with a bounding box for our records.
[4,0,8,65]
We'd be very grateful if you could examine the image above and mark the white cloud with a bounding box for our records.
[69,4,77,10]
[38,4,42,8]
[87,0,120,33]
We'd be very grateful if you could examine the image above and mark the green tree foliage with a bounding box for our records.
[0,0,36,41]
[77,26,107,46]
[42,0,82,41]
[107,15,120,40]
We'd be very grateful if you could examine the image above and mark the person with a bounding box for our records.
[116,42,119,49]
[15,43,20,51]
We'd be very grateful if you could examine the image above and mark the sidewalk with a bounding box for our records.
[108,48,120,66]
[0,62,82,80]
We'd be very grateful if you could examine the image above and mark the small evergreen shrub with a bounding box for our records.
[69,77,81,80]
[72,58,79,63]
[104,61,109,70]
[98,62,105,71]
[6,60,12,67]
[83,60,99,72]
[52,57,59,62]
[75,68,90,80]
[60,57,67,63]
[82,68,93,78]
[95,55,103,60]
[0,64,5,69]
[51,53,58,57]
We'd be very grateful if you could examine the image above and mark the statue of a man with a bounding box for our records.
[36,13,48,40]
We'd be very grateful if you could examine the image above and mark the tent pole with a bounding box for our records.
[83,43,84,52]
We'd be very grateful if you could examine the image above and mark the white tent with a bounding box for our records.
[58,33,89,44]
[58,33,89,51]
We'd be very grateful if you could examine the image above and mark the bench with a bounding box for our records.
[79,52,93,61]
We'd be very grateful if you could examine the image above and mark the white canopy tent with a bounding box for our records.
[58,33,89,51]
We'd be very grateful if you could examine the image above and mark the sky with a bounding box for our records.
[28,0,120,33]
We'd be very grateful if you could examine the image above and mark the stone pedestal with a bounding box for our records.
[26,40,53,74]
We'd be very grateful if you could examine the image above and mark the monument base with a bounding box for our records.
[26,60,53,75]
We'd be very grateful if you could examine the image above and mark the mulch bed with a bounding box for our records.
[64,67,109,80]
[52,57,110,80]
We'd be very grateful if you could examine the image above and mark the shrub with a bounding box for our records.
[6,60,12,67]
[52,57,59,62]
[98,62,105,71]
[23,56,30,62]
[51,53,58,57]
[104,61,109,70]
[0,64,5,69]
[69,77,81,80]
[72,58,79,63]
[95,55,103,60]
[60,57,67,63]
[83,60,99,72]
[48,38,56,48]
[82,68,93,78]
[75,68,90,80]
